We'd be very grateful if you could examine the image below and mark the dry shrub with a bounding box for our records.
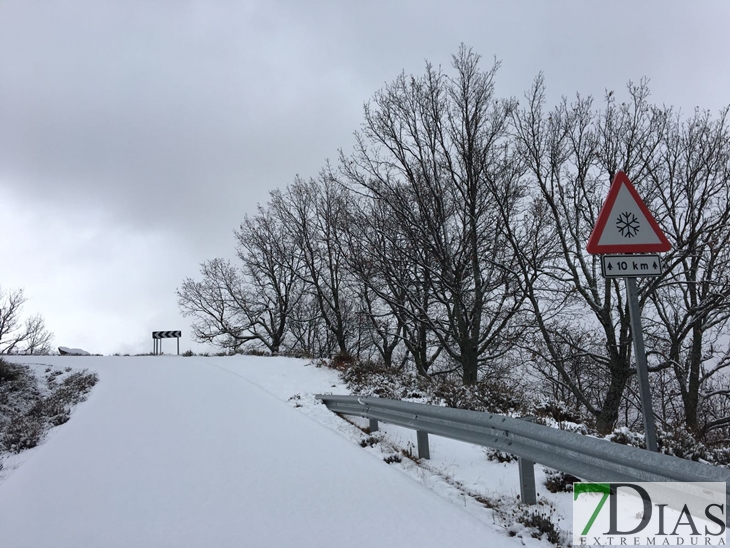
[329,351,356,371]
[517,509,561,544]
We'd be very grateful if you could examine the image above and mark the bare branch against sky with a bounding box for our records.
[1,0,728,354]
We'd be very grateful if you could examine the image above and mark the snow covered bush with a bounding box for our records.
[532,399,586,425]
[656,425,730,466]
[4,414,44,452]
[0,358,21,383]
[543,470,580,493]
[341,360,527,414]
[0,361,98,453]
[484,449,518,463]
[432,378,526,415]
[340,361,432,401]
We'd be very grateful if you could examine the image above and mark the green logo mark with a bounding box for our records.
[574,483,610,535]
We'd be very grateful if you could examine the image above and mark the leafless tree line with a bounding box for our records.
[178,46,730,440]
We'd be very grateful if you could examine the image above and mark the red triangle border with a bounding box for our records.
[586,171,671,254]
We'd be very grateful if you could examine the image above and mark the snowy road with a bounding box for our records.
[0,356,519,548]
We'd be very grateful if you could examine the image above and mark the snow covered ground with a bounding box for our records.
[0,355,569,547]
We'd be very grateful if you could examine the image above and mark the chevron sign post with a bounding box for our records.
[152,331,182,355]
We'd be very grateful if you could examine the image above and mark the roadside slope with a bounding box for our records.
[0,356,520,548]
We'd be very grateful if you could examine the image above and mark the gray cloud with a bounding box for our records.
[2,0,729,353]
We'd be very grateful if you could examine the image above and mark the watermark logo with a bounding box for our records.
[573,482,726,546]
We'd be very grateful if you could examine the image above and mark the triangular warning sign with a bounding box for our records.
[586,171,671,254]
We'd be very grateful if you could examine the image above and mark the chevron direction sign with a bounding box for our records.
[152,331,181,355]
[152,331,181,339]
[601,254,662,278]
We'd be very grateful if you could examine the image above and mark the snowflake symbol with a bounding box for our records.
[616,211,640,238]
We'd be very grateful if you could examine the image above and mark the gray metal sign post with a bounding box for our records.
[586,172,671,454]
[625,277,658,452]
[601,260,660,452]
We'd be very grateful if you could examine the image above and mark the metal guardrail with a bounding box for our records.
[316,394,730,512]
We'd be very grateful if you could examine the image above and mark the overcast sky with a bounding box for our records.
[2,0,729,355]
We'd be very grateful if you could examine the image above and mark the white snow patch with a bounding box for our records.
[0,355,550,547]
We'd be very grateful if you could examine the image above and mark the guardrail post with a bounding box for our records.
[518,455,537,505]
[369,418,379,433]
[518,416,537,505]
[417,430,430,459]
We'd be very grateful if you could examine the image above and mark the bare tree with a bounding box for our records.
[643,107,730,438]
[22,314,54,355]
[270,172,356,357]
[508,77,674,434]
[342,223,405,368]
[177,258,253,351]
[0,286,54,355]
[343,192,441,375]
[509,74,730,438]
[178,199,307,354]
[235,205,305,354]
[286,291,336,358]
[340,45,523,383]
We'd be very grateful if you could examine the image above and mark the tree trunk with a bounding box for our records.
[461,345,479,385]
[684,324,703,434]
[595,361,631,435]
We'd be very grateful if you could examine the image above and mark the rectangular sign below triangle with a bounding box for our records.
[587,171,671,254]
[601,254,663,278]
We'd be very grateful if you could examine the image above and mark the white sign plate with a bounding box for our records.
[601,254,663,278]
